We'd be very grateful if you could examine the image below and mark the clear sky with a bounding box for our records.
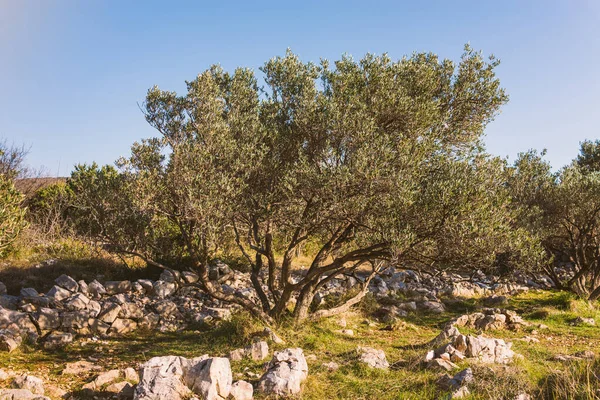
[1,0,598,176]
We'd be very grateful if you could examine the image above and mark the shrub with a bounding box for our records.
[0,174,28,257]
[25,181,74,238]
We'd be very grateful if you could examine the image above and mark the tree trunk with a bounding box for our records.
[292,283,316,323]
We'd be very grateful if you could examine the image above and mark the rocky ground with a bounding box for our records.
[0,262,599,399]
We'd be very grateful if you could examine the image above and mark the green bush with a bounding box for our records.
[26,181,74,237]
[0,174,27,257]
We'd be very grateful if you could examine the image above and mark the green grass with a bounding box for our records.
[2,290,600,399]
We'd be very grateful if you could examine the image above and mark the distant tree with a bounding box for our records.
[73,47,538,323]
[576,139,600,174]
[68,163,185,266]
[0,140,30,180]
[509,143,600,300]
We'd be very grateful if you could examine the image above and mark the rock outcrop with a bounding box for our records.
[134,355,235,400]
[259,348,308,396]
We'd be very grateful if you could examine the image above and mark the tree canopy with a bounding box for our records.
[71,47,540,322]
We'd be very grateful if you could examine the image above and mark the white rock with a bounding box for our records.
[88,280,107,297]
[78,280,89,294]
[46,286,71,302]
[55,274,79,292]
[108,318,137,336]
[65,293,90,310]
[153,281,177,298]
[99,303,122,324]
[124,367,139,384]
[134,356,193,400]
[105,281,132,295]
[185,357,232,400]
[0,388,50,399]
[13,374,45,395]
[230,380,253,400]
[34,308,60,331]
[357,346,389,369]
[249,341,269,361]
[259,348,308,396]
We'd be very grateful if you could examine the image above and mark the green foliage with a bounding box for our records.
[0,174,28,257]
[72,46,536,322]
[25,181,74,237]
[509,143,600,299]
[576,139,600,174]
[68,163,186,265]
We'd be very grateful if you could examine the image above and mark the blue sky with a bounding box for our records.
[1,0,599,176]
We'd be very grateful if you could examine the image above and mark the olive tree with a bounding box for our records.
[75,47,535,323]
[509,143,600,300]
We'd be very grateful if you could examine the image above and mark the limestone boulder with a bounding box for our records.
[55,275,78,292]
[105,281,132,295]
[99,303,122,324]
[134,356,193,400]
[249,341,269,361]
[19,288,39,298]
[356,346,389,369]
[46,286,71,302]
[258,348,308,396]
[13,374,44,395]
[153,281,177,299]
[43,332,73,349]
[65,293,90,311]
[88,280,107,298]
[34,308,60,332]
[185,357,232,400]
[120,302,144,320]
[108,318,137,336]
[230,380,253,400]
[0,330,21,353]
[0,388,50,399]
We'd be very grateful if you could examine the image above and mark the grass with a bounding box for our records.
[0,238,157,295]
[3,249,600,400]
[3,290,600,399]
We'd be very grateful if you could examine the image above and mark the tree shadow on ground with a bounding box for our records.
[0,258,159,295]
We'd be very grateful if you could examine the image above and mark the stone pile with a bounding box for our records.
[449,308,530,331]
[81,367,139,398]
[424,322,520,372]
[0,371,52,400]
[0,346,309,399]
[0,267,250,353]
[372,266,551,301]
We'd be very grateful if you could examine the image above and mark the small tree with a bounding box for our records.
[0,140,29,180]
[74,47,537,323]
[510,143,600,300]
